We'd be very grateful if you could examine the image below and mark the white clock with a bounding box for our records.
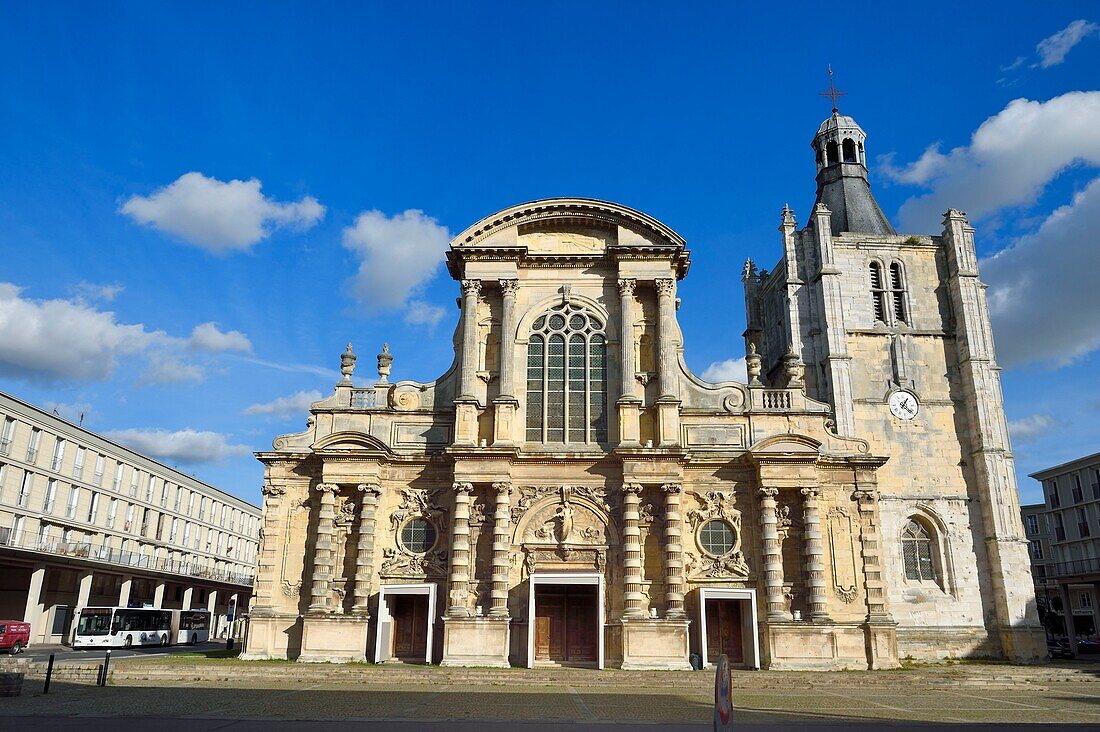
[888,390,919,420]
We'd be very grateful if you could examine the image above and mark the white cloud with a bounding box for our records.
[701,357,747,384]
[243,390,322,417]
[1008,414,1058,444]
[141,354,205,385]
[0,282,162,381]
[342,209,451,311]
[1035,20,1098,68]
[404,299,447,331]
[71,281,124,302]
[104,428,252,464]
[188,322,253,354]
[120,172,325,253]
[983,177,1100,367]
[882,92,1100,231]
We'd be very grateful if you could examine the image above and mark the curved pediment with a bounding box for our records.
[451,198,687,253]
[312,430,391,454]
[748,433,823,458]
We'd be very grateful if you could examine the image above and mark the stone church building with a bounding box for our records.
[242,108,1045,669]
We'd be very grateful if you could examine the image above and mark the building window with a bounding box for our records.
[72,447,85,479]
[50,439,65,472]
[26,428,41,463]
[525,303,607,444]
[1025,514,1039,535]
[1083,592,1094,609]
[902,518,939,583]
[0,417,14,455]
[43,478,58,514]
[1073,475,1084,503]
[869,261,887,323]
[1053,512,1066,541]
[889,262,908,325]
[698,519,737,557]
[1029,539,1043,560]
[1077,508,1091,538]
[92,454,105,486]
[161,482,169,507]
[112,464,124,492]
[66,485,80,519]
[1049,481,1061,508]
[129,470,139,497]
[174,487,184,512]
[87,492,99,523]
[17,471,33,508]
[399,517,437,555]
[1093,469,1100,499]
[146,476,156,503]
[107,498,118,528]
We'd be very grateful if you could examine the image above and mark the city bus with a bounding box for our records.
[73,607,173,649]
[173,609,211,645]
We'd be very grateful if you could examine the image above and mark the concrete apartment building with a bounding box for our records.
[0,390,260,645]
[1027,452,1100,651]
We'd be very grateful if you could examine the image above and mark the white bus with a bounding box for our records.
[73,607,172,649]
[173,610,211,645]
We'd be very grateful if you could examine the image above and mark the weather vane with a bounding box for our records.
[819,65,846,113]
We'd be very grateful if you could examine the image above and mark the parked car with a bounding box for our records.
[1048,640,1074,659]
[1075,638,1100,654]
[0,621,30,654]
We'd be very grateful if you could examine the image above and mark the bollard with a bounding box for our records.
[95,664,104,687]
[100,650,111,686]
[43,653,55,694]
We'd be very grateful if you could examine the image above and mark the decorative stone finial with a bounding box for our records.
[376,343,393,383]
[781,204,796,227]
[783,343,805,388]
[339,343,357,383]
[746,341,763,385]
[742,259,757,282]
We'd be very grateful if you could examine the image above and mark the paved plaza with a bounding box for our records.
[3,655,1100,727]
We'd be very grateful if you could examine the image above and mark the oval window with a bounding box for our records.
[699,519,736,557]
[401,517,437,555]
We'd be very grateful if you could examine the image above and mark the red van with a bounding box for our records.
[0,621,30,654]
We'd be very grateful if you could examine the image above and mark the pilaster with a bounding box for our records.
[810,202,855,436]
[252,482,286,612]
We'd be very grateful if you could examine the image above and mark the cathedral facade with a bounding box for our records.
[241,110,1046,670]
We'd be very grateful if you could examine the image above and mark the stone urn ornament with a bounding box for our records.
[377,343,393,383]
[782,344,805,388]
[746,342,763,385]
[340,343,356,383]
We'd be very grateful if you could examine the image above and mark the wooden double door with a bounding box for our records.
[705,599,744,665]
[534,584,597,665]
[391,594,429,661]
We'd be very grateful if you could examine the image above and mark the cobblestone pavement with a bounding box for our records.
[2,659,1100,727]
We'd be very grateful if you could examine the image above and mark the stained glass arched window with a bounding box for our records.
[902,518,938,582]
[525,302,607,444]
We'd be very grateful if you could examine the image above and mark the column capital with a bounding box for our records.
[622,482,643,496]
[800,486,820,500]
[655,278,676,296]
[852,487,877,504]
[314,483,340,495]
[261,484,287,498]
[758,486,779,499]
[492,481,513,496]
[356,483,382,497]
[499,278,520,296]
[461,279,482,296]
[661,483,682,495]
[453,481,473,495]
[617,278,636,297]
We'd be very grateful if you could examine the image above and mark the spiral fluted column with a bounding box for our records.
[308,483,340,613]
[801,487,828,621]
[351,483,381,614]
[662,483,686,619]
[621,483,645,618]
[759,486,787,620]
[490,482,512,617]
[447,482,473,617]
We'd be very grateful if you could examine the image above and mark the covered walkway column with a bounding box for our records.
[23,564,45,643]
[307,483,339,613]
[351,483,381,615]
[1059,583,1079,655]
[69,570,93,643]
[182,586,193,611]
[153,581,166,609]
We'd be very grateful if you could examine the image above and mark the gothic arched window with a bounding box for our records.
[525,303,607,444]
[869,261,887,323]
[902,518,938,583]
[889,262,909,325]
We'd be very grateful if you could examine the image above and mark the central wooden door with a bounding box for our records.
[534,585,597,664]
[705,599,743,664]
[391,594,428,660]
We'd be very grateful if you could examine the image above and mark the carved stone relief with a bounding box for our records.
[828,506,859,603]
[684,490,750,579]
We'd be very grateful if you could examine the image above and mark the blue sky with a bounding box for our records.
[1,2,1098,506]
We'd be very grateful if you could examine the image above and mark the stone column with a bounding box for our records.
[621,483,645,618]
[182,586,193,611]
[458,280,482,400]
[70,570,93,642]
[118,575,132,609]
[489,482,512,617]
[152,581,166,609]
[617,278,642,446]
[759,487,787,620]
[447,482,473,617]
[493,280,520,445]
[1059,582,1078,656]
[662,483,686,619]
[801,487,828,621]
[308,483,340,613]
[655,279,677,399]
[253,483,287,611]
[351,483,381,615]
[853,487,891,622]
[23,565,45,643]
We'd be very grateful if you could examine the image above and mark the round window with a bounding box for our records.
[699,519,736,557]
[400,518,437,555]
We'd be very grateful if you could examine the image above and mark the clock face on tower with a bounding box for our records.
[888,390,919,420]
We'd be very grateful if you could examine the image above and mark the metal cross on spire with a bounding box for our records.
[819,65,846,113]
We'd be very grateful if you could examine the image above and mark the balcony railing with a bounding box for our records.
[0,525,254,586]
[1049,557,1100,579]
